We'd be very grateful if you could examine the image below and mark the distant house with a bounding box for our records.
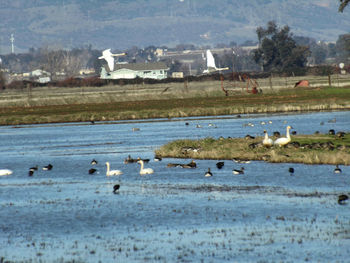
[100,62,168,80]
[155,48,167,57]
[19,69,51,83]
[172,72,184,78]
[31,69,51,83]
[79,68,96,75]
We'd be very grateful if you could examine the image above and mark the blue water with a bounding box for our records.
[0,111,350,262]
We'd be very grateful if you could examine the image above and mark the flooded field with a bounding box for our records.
[0,111,350,262]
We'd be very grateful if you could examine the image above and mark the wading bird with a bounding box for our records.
[262,130,273,147]
[274,126,292,147]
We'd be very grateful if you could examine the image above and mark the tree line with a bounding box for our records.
[1,20,350,86]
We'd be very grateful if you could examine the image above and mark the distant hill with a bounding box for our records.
[1,0,350,54]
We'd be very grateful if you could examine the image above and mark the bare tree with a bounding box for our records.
[0,71,6,89]
[39,47,64,80]
[62,50,90,77]
[39,47,90,80]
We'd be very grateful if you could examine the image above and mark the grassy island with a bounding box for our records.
[155,133,350,165]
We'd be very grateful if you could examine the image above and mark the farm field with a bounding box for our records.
[0,75,350,125]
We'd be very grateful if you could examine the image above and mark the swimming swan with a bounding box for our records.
[0,169,13,176]
[262,130,273,147]
[105,162,123,176]
[137,159,154,175]
[274,126,292,147]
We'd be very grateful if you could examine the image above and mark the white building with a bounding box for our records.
[20,69,51,83]
[100,62,168,80]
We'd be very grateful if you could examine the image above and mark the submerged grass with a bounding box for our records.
[155,133,350,165]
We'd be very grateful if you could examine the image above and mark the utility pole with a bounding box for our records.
[10,34,14,54]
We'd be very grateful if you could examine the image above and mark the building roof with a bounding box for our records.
[113,62,168,71]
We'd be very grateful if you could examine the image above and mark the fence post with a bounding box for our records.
[27,83,31,100]
[269,74,273,90]
[184,77,188,93]
[285,77,288,89]
[328,75,331,87]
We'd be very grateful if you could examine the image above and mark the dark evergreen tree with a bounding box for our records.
[339,0,350,12]
[336,34,350,60]
[253,21,309,74]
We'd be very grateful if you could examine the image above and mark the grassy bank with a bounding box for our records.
[155,134,350,165]
[0,85,349,125]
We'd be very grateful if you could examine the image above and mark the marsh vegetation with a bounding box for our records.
[156,133,350,165]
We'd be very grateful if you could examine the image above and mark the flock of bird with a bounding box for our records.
[88,157,154,177]
[0,121,347,203]
[0,163,53,177]
[260,124,347,205]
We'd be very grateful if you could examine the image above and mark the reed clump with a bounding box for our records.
[155,133,350,165]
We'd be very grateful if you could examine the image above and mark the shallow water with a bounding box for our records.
[0,111,350,262]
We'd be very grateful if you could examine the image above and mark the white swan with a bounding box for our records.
[98,49,126,71]
[137,159,154,175]
[203,50,229,73]
[262,130,273,147]
[0,169,13,176]
[274,126,292,147]
[105,162,123,176]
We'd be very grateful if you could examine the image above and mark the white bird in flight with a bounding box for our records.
[98,49,126,71]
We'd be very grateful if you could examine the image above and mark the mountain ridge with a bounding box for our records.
[0,0,349,54]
